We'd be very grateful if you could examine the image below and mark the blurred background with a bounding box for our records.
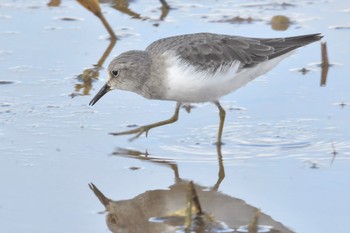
[0,1,349,233]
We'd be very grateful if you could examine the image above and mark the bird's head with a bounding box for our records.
[89,50,150,106]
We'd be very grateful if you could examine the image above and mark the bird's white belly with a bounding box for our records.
[164,53,291,103]
[164,62,239,102]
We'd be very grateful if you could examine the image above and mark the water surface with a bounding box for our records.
[0,1,349,233]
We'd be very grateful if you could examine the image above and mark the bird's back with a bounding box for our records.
[144,33,322,102]
[146,33,322,74]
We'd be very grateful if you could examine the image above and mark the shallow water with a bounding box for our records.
[1,0,350,233]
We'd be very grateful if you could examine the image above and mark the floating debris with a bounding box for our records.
[299,67,310,75]
[333,101,348,109]
[289,67,315,75]
[238,2,296,9]
[44,26,63,31]
[310,163,320,169]
[68,92,83,98]
[0,81,15,85]
[0,103,12,107]
[329,25,350,30]
[212,16,258,24]
[128,166,142,171]
[330,141,338,166]
[54,16,85,21]
[270,15,291,31]
[127,124,139,128]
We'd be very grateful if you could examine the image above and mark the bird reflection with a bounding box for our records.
[89,180,294,233]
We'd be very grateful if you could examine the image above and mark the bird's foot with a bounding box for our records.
[109,104,180,141]
[110,126,151,141]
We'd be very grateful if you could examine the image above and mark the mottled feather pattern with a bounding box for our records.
[146,33,322,74]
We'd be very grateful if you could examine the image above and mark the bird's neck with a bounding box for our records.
[138,54,168,100]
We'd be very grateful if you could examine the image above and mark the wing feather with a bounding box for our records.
[146,33,321,74]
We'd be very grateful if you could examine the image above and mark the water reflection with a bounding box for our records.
[49,0,171,22]
[71,0,170,96]
[212,16,259,24]
[212,14,292,32]
[320,42,330,87]
[330,141,338,166]
[290,41,330,87]
[47,0,60,7]
[89,180,294,233]
[74,38,117,96]
[107,0,170,22]
[113,146,224,190]
[106,0,171,22]
[72,0,117,96]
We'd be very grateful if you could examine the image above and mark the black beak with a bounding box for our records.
[89,83,111,106]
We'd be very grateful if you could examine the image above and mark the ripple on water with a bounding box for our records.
[8,65,34,72]
[237,225,273,233]
[156,117,350,166]
[0,50,13,55]
[235,139,311,149]
[149,216,234,233]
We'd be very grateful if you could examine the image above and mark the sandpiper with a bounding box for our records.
[89,32,322,144]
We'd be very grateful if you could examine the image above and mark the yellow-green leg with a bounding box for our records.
[110,102,181,141]
[213,101,226,145]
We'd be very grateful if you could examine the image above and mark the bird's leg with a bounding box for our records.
[213,101,226,145]
[110,102,181,141]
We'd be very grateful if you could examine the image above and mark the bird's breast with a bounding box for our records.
[162,51,293,103]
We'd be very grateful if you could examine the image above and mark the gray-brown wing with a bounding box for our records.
[146,33,322,74]
[146,33,274,74]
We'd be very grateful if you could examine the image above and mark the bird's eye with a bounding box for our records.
[111,70,119,77]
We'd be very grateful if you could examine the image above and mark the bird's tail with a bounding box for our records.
[263,33,323,59]
[283,33,322,45]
